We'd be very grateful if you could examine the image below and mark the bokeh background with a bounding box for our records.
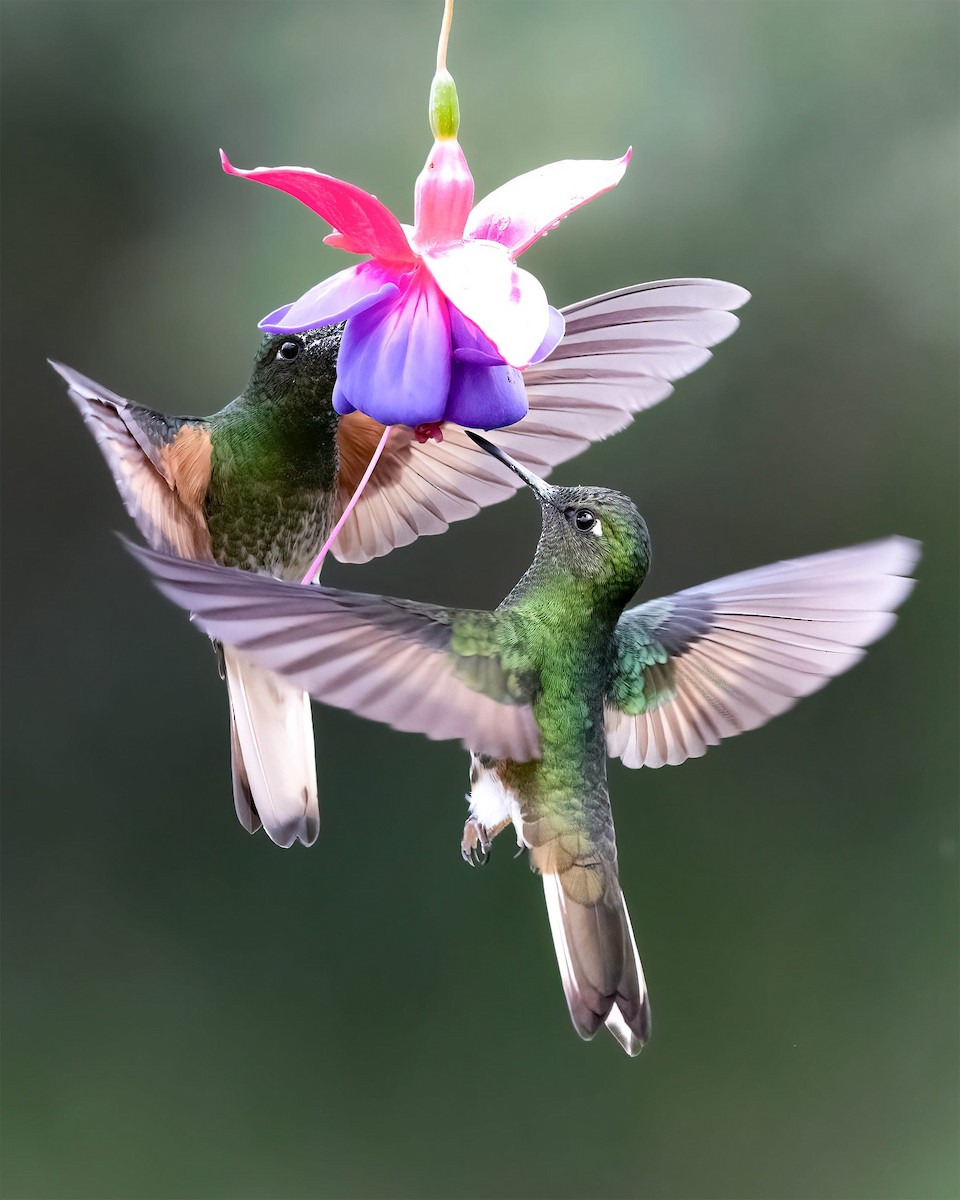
[2,2,957,1198]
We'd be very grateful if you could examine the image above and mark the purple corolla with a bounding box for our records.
[222,8,629,433]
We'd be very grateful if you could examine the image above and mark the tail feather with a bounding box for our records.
[601,891,650,1055]
[224,647,319,848]
[228,709,261,835]
[540,866,650,1056]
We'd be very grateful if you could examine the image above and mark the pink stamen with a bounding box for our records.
[300,424,393,584]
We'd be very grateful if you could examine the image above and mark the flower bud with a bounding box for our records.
[429,68,460,141]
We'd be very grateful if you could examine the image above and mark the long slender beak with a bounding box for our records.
[465,432,552,500]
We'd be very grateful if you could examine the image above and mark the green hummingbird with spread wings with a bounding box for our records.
[129,435,918,1055]
[52,279,746,849]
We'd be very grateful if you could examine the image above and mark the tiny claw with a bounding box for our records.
[461,816,491,866]
[414,421,445,444]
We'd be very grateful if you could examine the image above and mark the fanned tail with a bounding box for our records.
[223,647,319,848]
[536,851,650,1056]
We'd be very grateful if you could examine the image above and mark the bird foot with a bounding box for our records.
[461,817,492,866]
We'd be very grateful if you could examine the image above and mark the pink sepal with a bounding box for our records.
[323,232,354,251]
[465,149,632,257]
[220,149,414,264]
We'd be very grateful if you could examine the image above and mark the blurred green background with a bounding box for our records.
[2,2,957,1198]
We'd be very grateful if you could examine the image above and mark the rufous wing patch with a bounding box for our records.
[336,411,410,502]
[334,413,466,562]
[162,424,212,512]
[158,424,214,560]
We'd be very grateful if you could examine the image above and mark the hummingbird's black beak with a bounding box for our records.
[465,432,552,500]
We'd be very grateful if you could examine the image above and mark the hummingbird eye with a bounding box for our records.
[276,340,300,362]
[569,507,601,536]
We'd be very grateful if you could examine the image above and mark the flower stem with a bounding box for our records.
[300,424,393,585]
[436,0,454,71]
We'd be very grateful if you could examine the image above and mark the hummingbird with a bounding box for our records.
[127,435,919,1054]
[52,277,748,849]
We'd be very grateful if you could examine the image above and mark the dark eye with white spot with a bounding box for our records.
[276,340,300,361]
[566,506,602,536]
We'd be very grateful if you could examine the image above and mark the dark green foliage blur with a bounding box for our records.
[2,2,957,1198]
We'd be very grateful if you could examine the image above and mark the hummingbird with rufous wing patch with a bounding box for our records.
[52,279,747,849]
[127,434,918,1054]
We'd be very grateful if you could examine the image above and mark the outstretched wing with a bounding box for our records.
[605,538,920,769]
[333,279,749,563]
[51,361,212,559]
[129,543,541,762]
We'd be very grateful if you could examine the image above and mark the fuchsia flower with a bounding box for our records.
[222,7,630,432]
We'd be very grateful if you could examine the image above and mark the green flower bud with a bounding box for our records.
[429,68,460,141]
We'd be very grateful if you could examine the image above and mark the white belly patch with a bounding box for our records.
[467,759,528,848]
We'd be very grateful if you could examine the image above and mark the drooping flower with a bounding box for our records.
[223,2,629,432]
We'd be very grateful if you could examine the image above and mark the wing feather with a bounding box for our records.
[129,543,541,762]
[605,538,920,769]
[51,360,211,559]
[333,279,749,563]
